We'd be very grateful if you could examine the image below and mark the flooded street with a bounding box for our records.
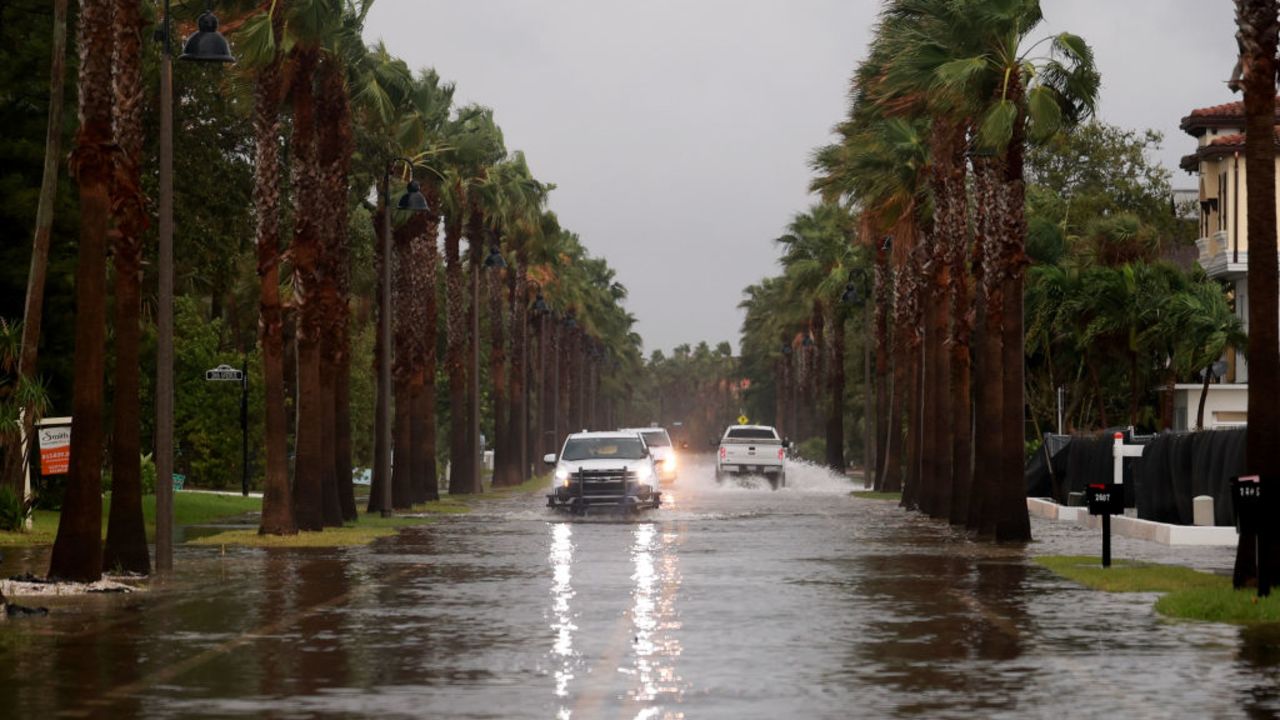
[3,457,1278,719]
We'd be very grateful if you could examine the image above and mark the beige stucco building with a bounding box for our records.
[1174,98,1276,428]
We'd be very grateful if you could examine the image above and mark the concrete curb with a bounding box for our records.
[1027,498,1239,547]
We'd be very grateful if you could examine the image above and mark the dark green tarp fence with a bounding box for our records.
[1025,427,1245,527]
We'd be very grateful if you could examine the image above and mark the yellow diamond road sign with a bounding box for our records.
[737,415,749,425]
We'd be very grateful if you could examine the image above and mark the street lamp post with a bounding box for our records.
[155,0,233,573]
[377,160,429,517]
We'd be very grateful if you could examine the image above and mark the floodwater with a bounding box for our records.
[2,456,1277,719]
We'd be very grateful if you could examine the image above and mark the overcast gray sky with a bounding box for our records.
[364,0,1238,356]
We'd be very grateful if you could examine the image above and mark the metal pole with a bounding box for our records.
[241,355,249,496]
[378,168,393,517]
[155,0,175,573]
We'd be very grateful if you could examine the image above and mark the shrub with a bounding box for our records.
[795,437,826,464]
[0,486,33,532]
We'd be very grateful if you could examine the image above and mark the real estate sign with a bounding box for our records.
[37,422,71,476]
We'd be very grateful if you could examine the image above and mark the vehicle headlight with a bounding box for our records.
[662,455,676,471]
[555,466,570,486]
[635,464,654,485]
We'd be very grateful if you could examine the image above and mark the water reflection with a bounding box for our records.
[627,523,685,718]
[1237,624,1280,717]
[549,522,577,718]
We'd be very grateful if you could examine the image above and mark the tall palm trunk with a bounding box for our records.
[445,207,471,494]
[49,0,112,582]
[103,0,149,573]
[995,78,1032,543]
[288,48,324,531]
[936,125,973,528]
[254,13,294,534]
[824,309,846,471]
[899,242,926,509]
[6,0,69,496]
[873,234,892,487]
[507,255,529,483]
[969,154,1002,535]
[406,211,434,506]
[1235,0,1280,591]
[315,55,349,528]
[391,219,416,509]
[415,186,443,502]
[367,201,389,514]
[488,261,513,487]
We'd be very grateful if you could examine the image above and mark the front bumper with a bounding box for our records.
[546,473,661,513]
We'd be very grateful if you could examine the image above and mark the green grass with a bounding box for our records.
[3,475,550,550]
[1156,587,1280,624]
[1034,555,1226,593]
[0,492,262,547]
[851,491,902,501]
[1037,554,1280,625]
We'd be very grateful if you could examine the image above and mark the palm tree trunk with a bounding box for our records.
[507,256,529,483]
[1196,369,1211,430]
[288,48,324,532]
[392,221,415,509]
[252,11,292,535]
[334,355,356,520]
[102,0,149,574]
[1235,0,1280,591]
[488,263,512,487]
[416,187,442,502]
[970,154,1002,535]
[995,89,1032,543]
[367,201,388,515]
[6,0,69,497]
[445,210,471,494]
[824,310,846,471]
[49,0,112,582]
[874,238,892,486]
[937,125,973,528]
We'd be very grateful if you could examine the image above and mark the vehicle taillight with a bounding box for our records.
[719,447,726,460]
[777,448,784,461]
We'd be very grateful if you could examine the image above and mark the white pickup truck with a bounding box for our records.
[716,425,787,489]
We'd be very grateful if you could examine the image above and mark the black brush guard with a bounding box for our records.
[546,467,661,514]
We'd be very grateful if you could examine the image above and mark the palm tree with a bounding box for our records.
[232,5,295,536]
[439,107,505,495]
[1162,280,1247,430]
[904,0,1099,539]
[776,203,858,471]
[49,0,113,582]
[5,0,69,497]
[1233,0,1280,592]
[102,0,150,573]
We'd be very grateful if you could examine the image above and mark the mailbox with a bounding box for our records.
[1086,483,1123,516]
[1232,475,1263,534]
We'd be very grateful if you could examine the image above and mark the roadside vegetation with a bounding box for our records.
[1036,555,1280,625]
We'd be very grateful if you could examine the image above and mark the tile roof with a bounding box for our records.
[1181,96,1280,135]
[1180,127,1280,172]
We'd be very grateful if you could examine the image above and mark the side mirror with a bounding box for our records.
[543,453,557,465]
[783,438,792,449]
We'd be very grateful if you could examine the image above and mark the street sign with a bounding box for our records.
[205,364,244,382]
[737,415,749,425]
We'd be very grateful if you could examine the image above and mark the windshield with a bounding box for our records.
[562,437,648,461]
[640,430,671,447]
[726,428,777,440]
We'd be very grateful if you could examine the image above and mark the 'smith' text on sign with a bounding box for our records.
[38,425,71,476]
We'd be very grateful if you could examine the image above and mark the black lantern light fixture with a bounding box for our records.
[179,2,235,62]
[398,179,429,211]
[484,245,507,269]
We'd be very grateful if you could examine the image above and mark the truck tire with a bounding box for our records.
[770,472,785,491]
[715,466,724,483]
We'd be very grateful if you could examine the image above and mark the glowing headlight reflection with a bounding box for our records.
[626,523,686,711]
[549,522,576,704]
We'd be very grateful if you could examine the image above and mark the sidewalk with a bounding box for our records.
[1028,497,1237,547]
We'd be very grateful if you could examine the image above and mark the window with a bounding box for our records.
[561,437,647,461]
[726,428,777,440]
